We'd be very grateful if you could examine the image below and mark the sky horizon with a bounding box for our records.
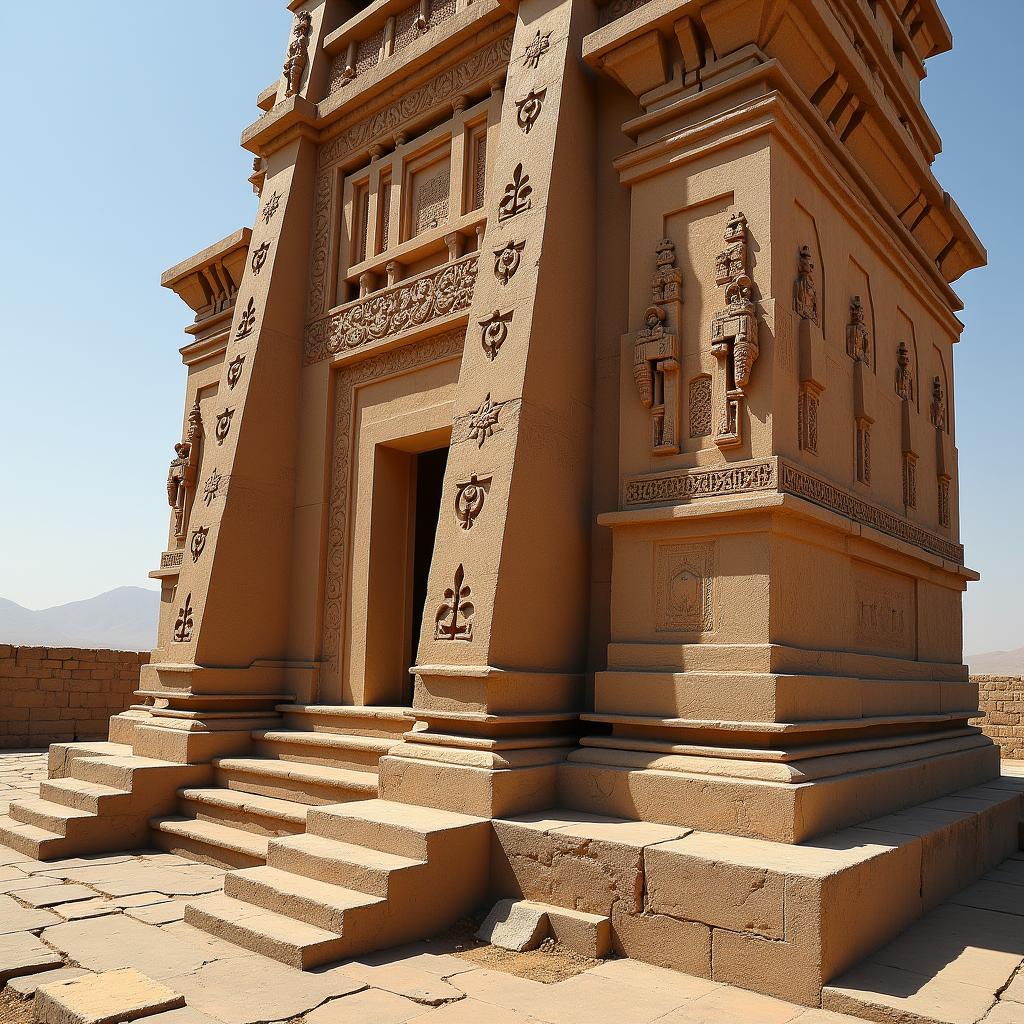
[1,2,1020,656]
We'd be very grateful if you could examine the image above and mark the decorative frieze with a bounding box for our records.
[624,459,777,505]
[303,254,478,365]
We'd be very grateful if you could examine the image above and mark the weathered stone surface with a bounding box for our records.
[476,899,549,952]
[304,988,424,1024]
[35,968,185,1024]
[0,893,60,933]
[3,967,90,999]
[0,930,64,981]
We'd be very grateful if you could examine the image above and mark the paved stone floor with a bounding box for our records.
[1,751,1022,1024]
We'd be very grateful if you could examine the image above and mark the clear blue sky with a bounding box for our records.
[0,2,1018,657]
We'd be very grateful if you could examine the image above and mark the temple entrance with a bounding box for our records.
[409,446,448,678]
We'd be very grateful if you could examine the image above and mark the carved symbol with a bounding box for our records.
[283,11,312,98]
[478,310,513,361]
[434,564,474,641]
[493,240,525,284]
[455,474,492,530]
[173,594,194,643]
[190,526,209,563]
[498,164,533,222]
[522,30,551,68]
[214,408,234,446]
[467,393,505,447]
[226,354,246,390]
[203,468,222,505]
[515,88,546,133]
[261,191,281,224]
[251,242,270,275]
[235,297,257,340]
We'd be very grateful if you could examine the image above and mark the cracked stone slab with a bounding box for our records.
[4,967,91,999]
[304,989,424,1024]
[19,884,100,908]
[166,956,366,1024]
[54,899,120,922]
[35,967,186,1024]
[56,865,224,899]
[0,930,64,982]
[331,961,465,1005]
[0,893,61,933]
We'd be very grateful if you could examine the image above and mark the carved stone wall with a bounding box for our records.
[972,676,1024,759]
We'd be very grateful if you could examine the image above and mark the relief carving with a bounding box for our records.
[166,400,202,542]
[794,245,819,325]
[895,341,914,401]
[251,242,270,276]
[226,355,246,390]
[214,408,234,446]
[173,594,195,643]
[655,542,715,634]
[235,297,257,340]
[283,11,313,97]
[515,89,546,134]
[853,564,913,656]
[847,296,870,364]
[479,310,513,361]
[903,452,917,509]
[930,375,946,431]
[688,375,712,438]
[798,386,820,455]
[522,30,551,68]
[189,526,208,563]
[493,240,525,284]
[203,468,222,506]
[261,191,282,224]
[465,393,507,447]
[304,254,477,365]
[498,164,533,221]
[455,473,491,530]
[633,238,682,455]
[434,564,475,641]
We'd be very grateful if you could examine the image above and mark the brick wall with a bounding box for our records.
[971,675,1024,760]
[0,645,148,749]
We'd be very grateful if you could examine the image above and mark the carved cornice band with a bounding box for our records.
[624,458,964,564]
[304,253,478,365]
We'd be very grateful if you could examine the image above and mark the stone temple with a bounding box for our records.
[2,0,1019,1011]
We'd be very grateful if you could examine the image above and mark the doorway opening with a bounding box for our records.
[409,446,448,675]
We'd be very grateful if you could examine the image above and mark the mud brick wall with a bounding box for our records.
[0,645,148,749]
[971,675,1024,760]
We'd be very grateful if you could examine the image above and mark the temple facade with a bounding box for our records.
[4,0,1018,1008]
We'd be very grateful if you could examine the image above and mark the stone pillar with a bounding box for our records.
[379,0,598,817]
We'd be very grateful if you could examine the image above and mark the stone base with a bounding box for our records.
[491,775,1024,1006]
[559,738,1000,842]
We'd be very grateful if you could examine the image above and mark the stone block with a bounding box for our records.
[477,899,549,951]
[0,931,64,982]
[35,968,185,1024]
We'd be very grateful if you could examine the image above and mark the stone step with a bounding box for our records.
[48,741,133,778]
[250,730,393,772]
[71,755,209,793]
[150,815,269,869]
[276,704,414,739]
[213,757,378,806]
[223,864,383,934]
[177,787,309,838]
[306,798,487,859]
[184,892,348,969]
[266,833,425,897]
[0,813,69,858]
[8,798,95,837]
[39,778,134,814]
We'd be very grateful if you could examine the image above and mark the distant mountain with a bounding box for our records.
[0,587,159,652]
[967,647,1024,677]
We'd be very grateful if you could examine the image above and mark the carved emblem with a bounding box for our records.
[261,191,281,224]
[515,88,546,133]
[655,542,715,634]
[895,341,914,401]
[794,245,819,325]
[493,240,525,284]
[498,164,532,222]
[166,399,203,541]
[652,238,682,303]
[235,297,257,340]
[846,296,870,364]
[189,526,209,563]
[203,468,222,506]
[283,11,313,97]
[226,354,246,390]
[466,393,506,447]
[454,474,492,530]
[434,564,474,641]
[930,376,946,430]
[214,408,234,446]
[173,594,194,643]
[251,242,270,275]
[479,310,513,360]
[522,30,551,68]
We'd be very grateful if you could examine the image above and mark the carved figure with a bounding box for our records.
[895,341,914,401]
[846,296,870,364]
[215,408,234,446]
[235,298,257,340]
[794,245,819,324]
[930,375,946,430]
[434,564,474,640]
[251,242,270,275]
[166,400,202,541]
[493,240,525,284]
[226,355,245,390]
[479,309,513,360]
[522,30,551,68]
[283,12,313,97]
[515,89,546,134]
[498,164,532,221]
[173,594,194,643]
[455,474,492,530]
[651,238,682,303]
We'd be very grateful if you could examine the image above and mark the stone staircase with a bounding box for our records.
[0,741,209,859]
[149,706,412,868]
[184,797,490,968]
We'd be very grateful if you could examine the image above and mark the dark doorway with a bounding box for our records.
[409,446,448,680]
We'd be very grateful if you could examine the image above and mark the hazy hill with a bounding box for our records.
[0,587,159,652]
[968,647,1024,677]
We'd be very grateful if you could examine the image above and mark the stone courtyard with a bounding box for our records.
[2,751,1024,1024]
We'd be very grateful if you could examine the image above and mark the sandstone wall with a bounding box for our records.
[971,675,1024,760]
[0,645,148,749]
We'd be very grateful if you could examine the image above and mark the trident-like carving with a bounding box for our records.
[434,564,474,641]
